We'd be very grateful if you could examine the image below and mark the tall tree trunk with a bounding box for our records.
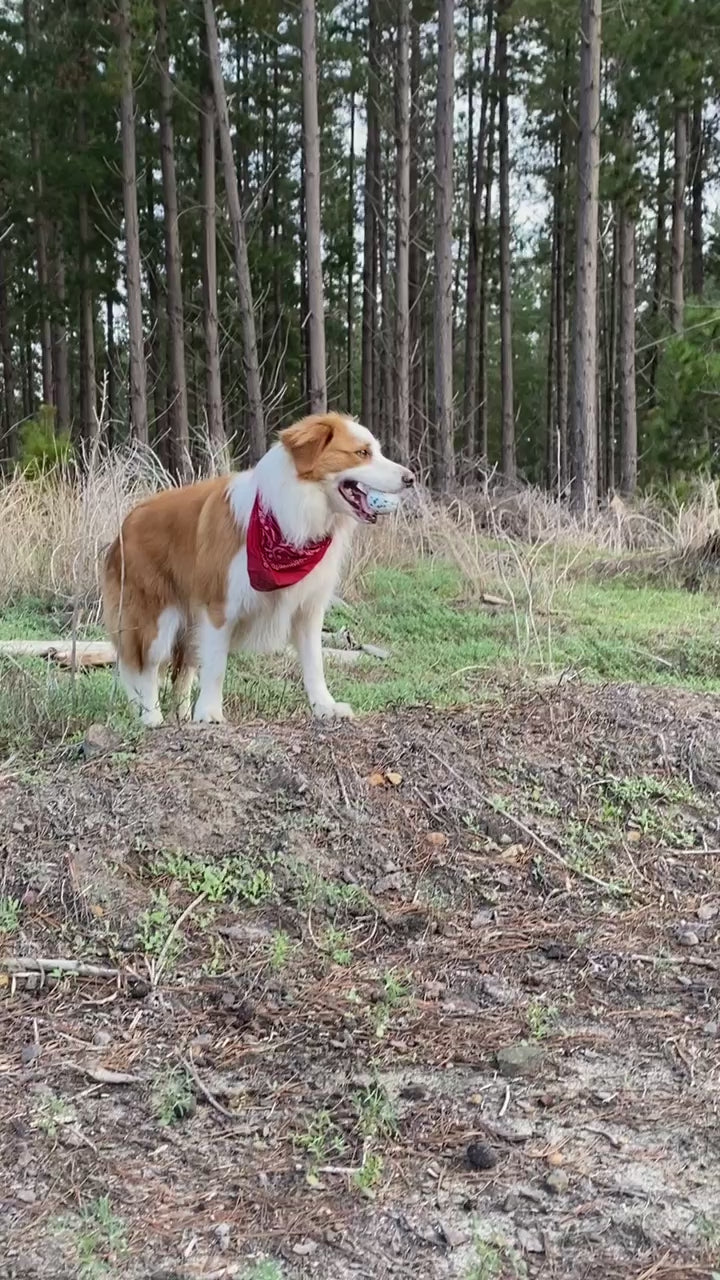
[648,121,667,407]
[50,229,71,435]
[301,0,327,414]
[204,0,264,460]
[434,0,455,490]
[670,101,687,333]
[23,0,53,409]
[546,132,559,490]
[464,0,494,463]
[117,0,148,444]
[408,14,423,461]
[299,147,310,412]
[0,243,15,459]
[394,0,410,461]
[555,49,570,489]
[346,1,357,414]
[106,292,117,441]
[570,0,602,516]
[497,0,515,483]
[199,17,224,457]
[78,106,97,446]
[477,58,498,468]
[380,170,393,447]
[690,99,704,299]
[618,199,636,496]
[156,0,189,477]
[361,0,380,432]
[602,217,618,494]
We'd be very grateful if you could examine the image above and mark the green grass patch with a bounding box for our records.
[1,564,720,758]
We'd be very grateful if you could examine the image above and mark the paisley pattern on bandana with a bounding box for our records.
[246,495,332,592]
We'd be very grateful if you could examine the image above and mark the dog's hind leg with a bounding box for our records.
[169,638,196,722]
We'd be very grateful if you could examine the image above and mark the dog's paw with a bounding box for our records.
[140,708,164,728]
[193,704,225,724]
[175,701,193,723]
[312,700,354,721]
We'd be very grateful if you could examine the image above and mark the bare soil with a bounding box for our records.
[1,682,719,1280]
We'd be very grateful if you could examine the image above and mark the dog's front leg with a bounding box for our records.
[194,611,231,723]
[292,606,354,720]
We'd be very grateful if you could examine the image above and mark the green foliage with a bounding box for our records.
[644,306,720,482]
[19,408,74,478]
[152,1066,195,1126]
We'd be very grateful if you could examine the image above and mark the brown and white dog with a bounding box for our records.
[102,413,414,727]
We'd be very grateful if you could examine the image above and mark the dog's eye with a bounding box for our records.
[355,448,369,459]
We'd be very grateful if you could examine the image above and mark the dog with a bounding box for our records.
[102,412,414,727]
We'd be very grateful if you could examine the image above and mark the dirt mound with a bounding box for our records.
[1,684,719,1278]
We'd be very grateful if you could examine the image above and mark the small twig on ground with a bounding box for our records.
[182,1054,239,1122]
[498,1083,511,1119]
[0,957,124,981]
[63,1062,142,1086]
[630,952,718,972]
[424,747,628,895]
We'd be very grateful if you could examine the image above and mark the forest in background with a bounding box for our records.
[0,0,719,514]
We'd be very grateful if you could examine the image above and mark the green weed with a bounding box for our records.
[294,1110,346,1169]
[0,895,21,935]
[152,1066,195,1126]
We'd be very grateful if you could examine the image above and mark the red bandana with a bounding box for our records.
[246,495,332,592]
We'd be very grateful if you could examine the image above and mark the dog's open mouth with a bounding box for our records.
[338,479,377,524]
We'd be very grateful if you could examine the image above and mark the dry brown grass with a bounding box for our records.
[2,449,720,613]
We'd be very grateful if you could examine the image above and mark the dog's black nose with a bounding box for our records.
[402,470,415,486]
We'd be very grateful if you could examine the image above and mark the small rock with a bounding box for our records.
[423,980,445,1001]
[361,644,390,660]
[497,1117,535,1141]
[546,1150,564,1167]
[502,1191,520,1213]
[438,1223,469,1249]
[373,871,404,895]
[214,1223,231,1253]
[400,1082,427,1101]
[496,1043,545,1079]
[471,909,495,928]
[517,1228,544,1254]
[82,724,121,759]
[678,930,700,947]
[545,1168,569,1195]
[21,1044,40,1066]
[16,1189,36,1205]
[697,903,717,922]
[703,1021,718,1037]
[466,1141,497,1171]
[292,1239,318,1257]
[383,859,399,873]
[482,975,517,1005]
[92,1030,112,1048]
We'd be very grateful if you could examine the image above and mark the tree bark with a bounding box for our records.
[106,292,117,442]
[204,0,265,461]
[361,0,381,432]
[434,0,455,490]
[477,57,498,469]
[670,101,687,333]
[117,0,148,444]
[618,200,636,496]
[393,0,411,461]
[156,0,190,478]
[497,0,515,483]
[199,16,225,457]
[346,1,357,414]
[50,229,71,436]
[301,0,327,414]
[23,0,53,409]
[77,106,97,446]
[464,0,494,464]
[408,15,423,460]
[570,0,602,516]
[690,99,703,299]
[555,48,570,489]
[648,121,667,407]
[0,242,15,460]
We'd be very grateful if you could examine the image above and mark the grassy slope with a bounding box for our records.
[0,564,719,754]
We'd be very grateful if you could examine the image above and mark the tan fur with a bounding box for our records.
[102,475,243,675]
[280,413,374,480]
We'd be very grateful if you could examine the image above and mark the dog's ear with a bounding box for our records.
[280,415,336,477]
